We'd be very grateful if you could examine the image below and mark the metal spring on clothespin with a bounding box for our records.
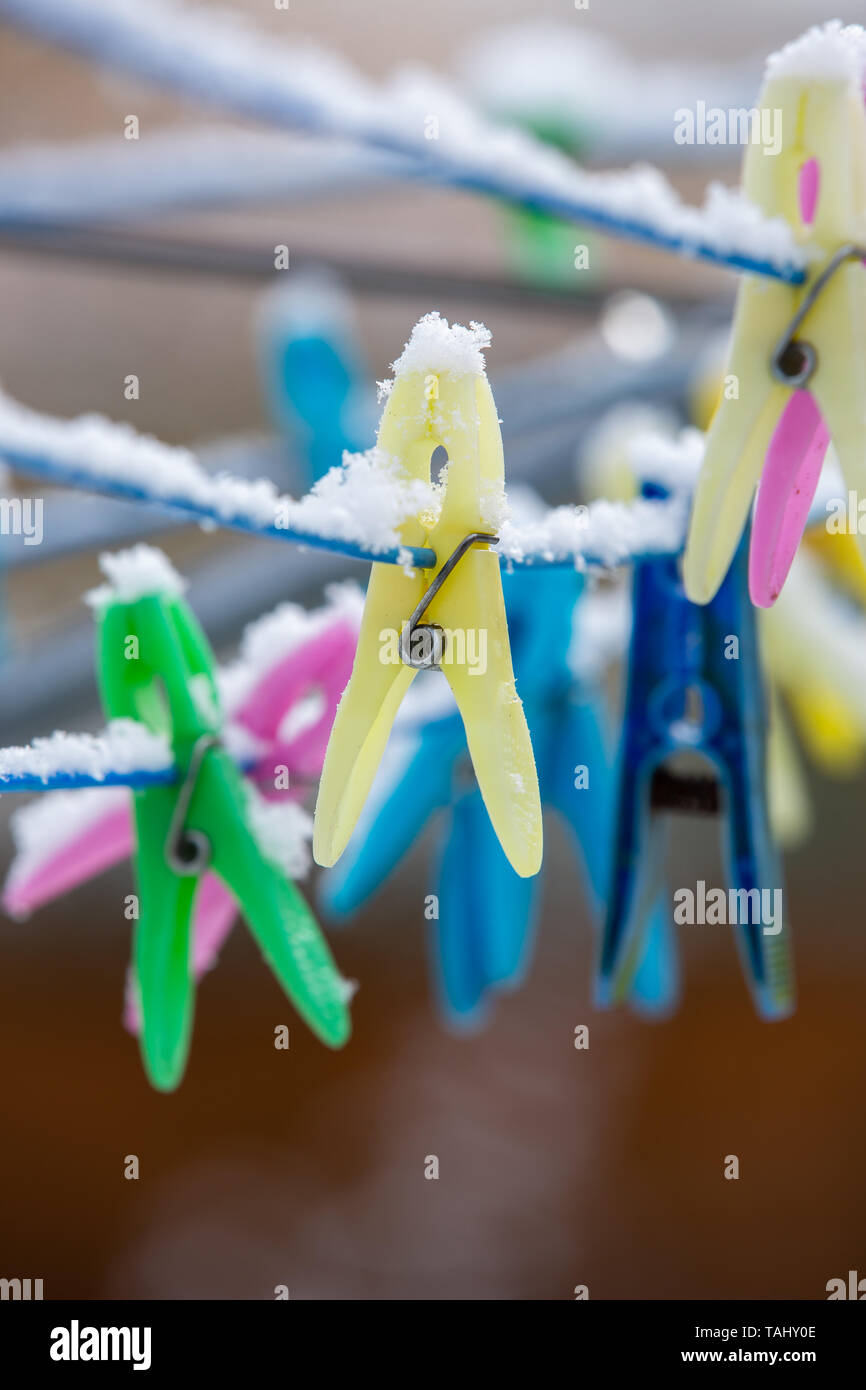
[770,242,866,388]
[399,531,499,670]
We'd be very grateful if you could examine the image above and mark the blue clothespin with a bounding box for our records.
[597,480,795,1020]
[256,275,374,485]
[321,564,677,1026]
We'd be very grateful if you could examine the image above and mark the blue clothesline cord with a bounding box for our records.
[8,446,689,571]
[0,0,807,286]
[5,451,439,570]
[0,750,264,795]
[0,766,177,793]
[5,447,834,571]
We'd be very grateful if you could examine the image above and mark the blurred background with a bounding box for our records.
[1,0,865,1300]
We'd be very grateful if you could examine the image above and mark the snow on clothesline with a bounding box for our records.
[0,310,694,574]
[2,763,314,893]
[0,385,439,569]
[457,22,764,163]
[0,574,364,804]
[0,399,838,577]
[0,720,173,791]
[0,30,762,225]
[0,0,808,282]
[0,306,845,571]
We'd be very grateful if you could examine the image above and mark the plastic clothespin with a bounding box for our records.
[764,687,812,849]
[234,610,358,793]
[600,481,795,1020]
[497,116,598,290]
[761,548,866,777]
[2,602,360,1040]
[93,570,351,1089]
[313,316,543,879]
[257,275,372,485]
[321,566,677,1023]
[683,41,866,609]
[807,526,866,609]
[433,566,677,1021]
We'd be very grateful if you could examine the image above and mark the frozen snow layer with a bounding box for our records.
[767,22,866,84]
[0,721,173,790]
[391,314,491,379]
[0,386,438,568]
[0,0,807,281]
[85,545,187,608]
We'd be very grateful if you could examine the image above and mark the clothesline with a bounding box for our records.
[0,576,620,794]
[0,382,697,572]
[0,383,842,572]
[0,0,808,284]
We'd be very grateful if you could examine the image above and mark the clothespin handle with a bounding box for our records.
[96,587,350,1089]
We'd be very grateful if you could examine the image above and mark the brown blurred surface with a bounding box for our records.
[0,0,865,1302]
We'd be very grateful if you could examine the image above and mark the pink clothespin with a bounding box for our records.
[748,162,834,609]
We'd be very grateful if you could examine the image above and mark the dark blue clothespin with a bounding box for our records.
[321,564,677,1026]
[597,479,795,1020]
[257,278,373,484]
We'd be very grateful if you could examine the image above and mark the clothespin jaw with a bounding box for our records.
[314,331,543,879]
[97,587,350,1090]
[684,62,866,608]
[321,710,466,919]
[601,488,795,1021]
[434,783,540,1025]
[321,559,676,1021]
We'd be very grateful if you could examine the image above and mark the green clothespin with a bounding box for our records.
[500,117,600,289]
[95,577,351,1091]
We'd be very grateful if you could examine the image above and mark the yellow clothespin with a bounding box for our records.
[807,526,866,608]
[684,27,866,607]
[689,332,859,826]
[314,314,543,878]
[760,548,866,777]
[765,688,813,848]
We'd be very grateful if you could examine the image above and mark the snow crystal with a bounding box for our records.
[0,384,436,556]
[0,384,284,529]
[390,313,491,379]
[280,447,439,551]
[0,720,172,785]
[628,428,704,494]
[767,22,866,85]
[6,785,128,879]
[85,544,186,608]
[498,492,688,569]
[242,786,312,880]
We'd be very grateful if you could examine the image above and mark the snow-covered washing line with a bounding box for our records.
[0,0,809,282]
